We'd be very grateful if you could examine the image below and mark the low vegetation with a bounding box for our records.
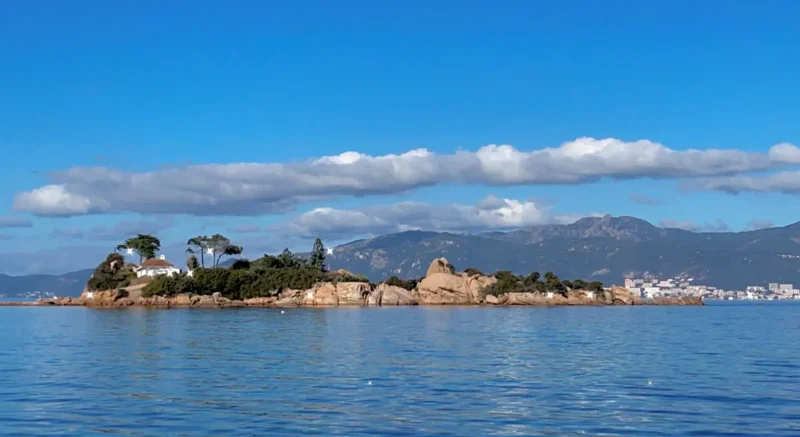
[142,240,367,299]
[484,270,604,297]
[87,253,134,292]
[385,275,420,291]
[98,232,604,301]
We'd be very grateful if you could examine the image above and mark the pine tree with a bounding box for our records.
[187,254,200,270]
[310,238,326,272]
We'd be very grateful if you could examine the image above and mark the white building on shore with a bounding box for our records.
[134,255,181,278]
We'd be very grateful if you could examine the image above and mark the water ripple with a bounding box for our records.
[1,303,799,436]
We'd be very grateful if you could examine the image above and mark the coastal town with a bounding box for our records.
[624,277,800,300]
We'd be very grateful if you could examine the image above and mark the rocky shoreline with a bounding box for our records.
[0,258,705,308]
[11,257,703,308]
[23,289,703,308]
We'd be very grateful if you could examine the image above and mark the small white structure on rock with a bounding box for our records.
[134,255,181,278]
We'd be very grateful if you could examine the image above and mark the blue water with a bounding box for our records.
[1,303,799,436]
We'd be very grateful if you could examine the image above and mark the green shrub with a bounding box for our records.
[488,271,525,296]
[142,274,194,297]
[252,249,307,270]
[192,268,230,295]
[87,253,133,291]
[564,279,604,292]
[187,254,200,270]
[329,273,369,284]
[386,276,404,288]
[224,269,256,300]
[463,267,484,277]
[384,275,418,291]
[229,259,251,270]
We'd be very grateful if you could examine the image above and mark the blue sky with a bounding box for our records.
[1,0,799,274]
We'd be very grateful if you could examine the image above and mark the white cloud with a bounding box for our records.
[50,217,174,241]
[768,143,800,164]
[51,227,85,239]
[659,219,698,231]
[90,217,174,240]
[691,171,800,194]
[629,193,664,206]
[14,184,98,216]
[746,219,774,230]
[277,196,577,239]
[0,215,33,228]
[659,218,729,232]
[12,137,797,216]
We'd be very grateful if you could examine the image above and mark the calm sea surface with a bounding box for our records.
[1,302,799,436]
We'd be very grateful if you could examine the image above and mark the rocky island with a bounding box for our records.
[3,234,702,308]
[28,256,702,309]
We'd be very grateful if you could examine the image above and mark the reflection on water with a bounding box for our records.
[1,303,799,436]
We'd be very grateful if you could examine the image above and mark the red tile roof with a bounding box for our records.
[140,258,174,268]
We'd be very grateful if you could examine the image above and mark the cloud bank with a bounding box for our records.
[692,171,800,195]
[0,215,33,228]
[13,137,798,216]
[51,217,174,241]
[659,218,730,232]
[629,193,664,206]
[277,196,581,239]
[746,219,774,230]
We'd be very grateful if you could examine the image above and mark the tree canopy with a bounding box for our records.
[310,238,326,272]
[187,254,200,271]
[87,253,133,291]
[117,234,161,264]
[205,234,243,267]
[484,270,602,297]
[186,235,209,267]
[253,248,306,269]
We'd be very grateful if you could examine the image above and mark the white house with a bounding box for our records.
[134,255,181,278]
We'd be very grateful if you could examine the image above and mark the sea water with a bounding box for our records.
[1,302,798,436]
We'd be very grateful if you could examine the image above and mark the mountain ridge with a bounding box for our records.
[3,216,799,297]
[324,215,800,289]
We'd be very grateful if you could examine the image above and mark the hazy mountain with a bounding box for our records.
[325,215,800,289]
[0,269,94,299]
[4,215,800,295]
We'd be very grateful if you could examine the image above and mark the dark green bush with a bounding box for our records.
[487,271,525,296]
[87,253,133,291]
[193,268,230,295]
[224,269,255,300]
[229,259,251,270]
[386,276,404,288]
[252,249,307,270]
[142,274,196,297]
[463,267,484,277]
[384,275,418,291]
[329,273,369,284]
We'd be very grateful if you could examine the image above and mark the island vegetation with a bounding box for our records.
[142,236,367,300]
[88,232,606,300]
[49,232,705,309]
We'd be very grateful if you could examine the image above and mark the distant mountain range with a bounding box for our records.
[0,269,94,299]
[3,215,799,297]
[325,215,800,290]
